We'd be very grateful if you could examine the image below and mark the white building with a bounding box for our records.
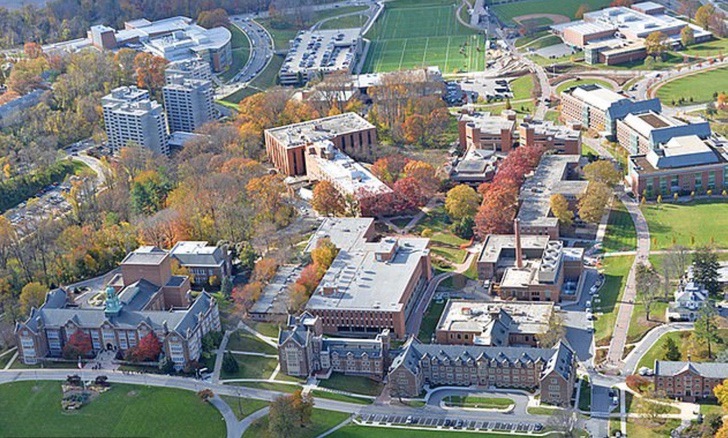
[165,59,213,83]
[162,76,214,134]
[667,280,708,321]
[102,86,169,156]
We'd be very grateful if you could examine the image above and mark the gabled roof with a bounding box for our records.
[655,360,728,378]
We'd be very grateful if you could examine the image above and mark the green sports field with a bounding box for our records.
[363,0,485,73]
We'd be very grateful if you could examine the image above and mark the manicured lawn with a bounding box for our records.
[578,378,591,411]
[318,374,383,397]
[510,74,534,100]
[443,395,514,409]
[602,201,637,253]
[362,0,484,73]
[636,329,728,370]
[681,38,728,58]
[626,301,668,344]
[515,30,549,47]
[527,405,562,415]
[555,78,613,95]
[246,321,282,338]
[220,24,251,82]
[492,0,611,23]
[625,418,681,438]
[219,396,268,421]
[418,300,446,343]
[593,256,634,347]
[656,66,728,105]
[472,100,536,115]
[519,35,562,51]
[230,381,302,393]
[243,408,351,438]
[220,355,278,380]
[641,200,728,249]
[319,13,369,30]
[698,400,723,415]
[310,389,373,404]
[331,426,552,437]
[0,381,225,437]
[227,331,277,354]
[544,110,560,123]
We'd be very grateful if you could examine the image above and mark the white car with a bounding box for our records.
[590,285,599,294]
[585,300,591,308]
[586,312,594,321]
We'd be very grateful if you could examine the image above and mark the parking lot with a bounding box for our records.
[357,413,544,433]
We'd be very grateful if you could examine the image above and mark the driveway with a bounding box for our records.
[562,268,600,365]
[426,387,530,416]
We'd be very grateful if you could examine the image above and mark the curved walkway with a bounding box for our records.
[622,322,694,375]
[605,192,651,370]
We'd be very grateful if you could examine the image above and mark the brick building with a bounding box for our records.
[264,113,377,176]
[654,361,728,401]
[305,233,432,339]
[388,339,576,406]
[616,111,712,155]
[169,241,232,286]
[626,134,728,198]
[457,111,581,155]
[477,223,583,303]
[560,84,661,138]
[277,312,390,380]
[435,300,554,346]
[14,246,221,370]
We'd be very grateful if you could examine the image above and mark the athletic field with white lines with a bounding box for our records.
[362,0,485,73]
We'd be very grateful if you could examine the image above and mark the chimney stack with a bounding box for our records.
[514,218,523,268]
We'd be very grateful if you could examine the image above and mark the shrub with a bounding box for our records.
[626,374,652,393]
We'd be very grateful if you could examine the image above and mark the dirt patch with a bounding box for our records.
[127,390,138,397]
[514,13,570,25]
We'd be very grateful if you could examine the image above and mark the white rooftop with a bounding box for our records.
[308,141,392,198]
[571,85,626,111]
[265,112,374,149]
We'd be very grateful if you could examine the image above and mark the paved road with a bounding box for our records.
[405,271,454,337]
[605,192,651,369]
[622,323,694,375]
[426,387,530,415]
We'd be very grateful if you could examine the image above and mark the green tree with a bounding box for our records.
[550,193,573,227]
[636,263,661,321]
[583,160,622,187]
[445,184,480,220]
[19,281,47,314]
[663,336,681,361]
[694,304,720,358]
[221,276,233,298]
[269,393,303,437]
[130,169,172,215]
[693,246,720,296]
[680,26,695,47]
[695,4,714,30]
[645,31,668,58]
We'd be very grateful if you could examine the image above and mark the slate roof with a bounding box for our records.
[390,339,574,380]
[655,361,728,379]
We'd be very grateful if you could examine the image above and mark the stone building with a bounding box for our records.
[14,246,221,370]
[388,338,576,406]
[277,312,390,380]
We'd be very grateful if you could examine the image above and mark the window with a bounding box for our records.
[695,173,703,189]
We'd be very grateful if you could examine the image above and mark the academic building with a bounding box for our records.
[654,361,728,401]
[15,246,221,370]
[264,113,377,176]
[388,339,576,406]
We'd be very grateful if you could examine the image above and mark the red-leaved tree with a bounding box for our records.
[62,329,93,359]
[134,332,162,362]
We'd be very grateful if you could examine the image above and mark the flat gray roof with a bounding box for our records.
[306,237,429,312]
[304,218,374,253]
[265,112,374,149]
[437,300,553,336]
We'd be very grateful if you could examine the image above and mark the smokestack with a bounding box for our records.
[514,218,523,268]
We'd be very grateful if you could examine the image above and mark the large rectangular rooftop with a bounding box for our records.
[265,112,374,149]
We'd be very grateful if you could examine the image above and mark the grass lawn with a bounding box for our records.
[510,74,535,100]
[229,381,302,393]
[220,355,278,380]
[544,109,560,123]
[219,396,268,421]
[220,24,251,82]
[515,30,549,47]
[578,379,591,411]
[656,66,728,105]
[602,200,637,253]
[681,38,728,58]
[641,200,728,249]
[331,426,551,437]
[492,0,611,24]
[243,408,351,438]
[527,405,562,415]
[319,13,369,30]
[636,329,728,370]
[0,381,225,437]
[310,389,373,404]
[227,331,277,354]
[520,35,562,51]
[246,321,282,338]
[220,54,285,104]
[442,395,514,409]
[698,400,723,416]
[593,256,634,347]
[626,301,668,344]
[430,232,468,264]
[473,100,536,115]
[555,78,613,95]
[362,0,484,74]
[418,300,446,343]
[318,374,383,397]
[609,418,622,436]
[625,418,681,438]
